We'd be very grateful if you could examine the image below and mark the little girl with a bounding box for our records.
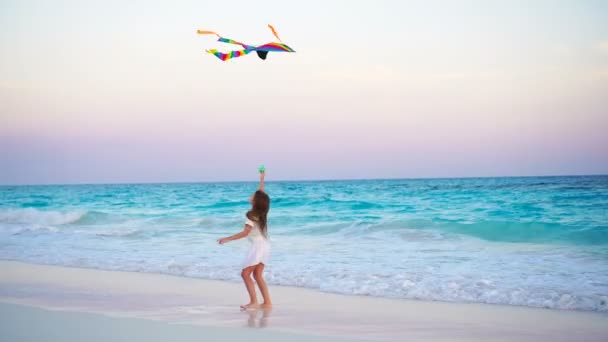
[218,170,271,310]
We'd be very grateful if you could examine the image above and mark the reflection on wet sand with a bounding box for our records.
[245,307,272,328]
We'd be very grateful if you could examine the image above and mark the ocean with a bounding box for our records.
[1,176,607,312]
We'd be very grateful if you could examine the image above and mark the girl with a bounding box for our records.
[218,170,271,310]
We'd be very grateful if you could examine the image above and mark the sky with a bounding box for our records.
[1,0,607,185]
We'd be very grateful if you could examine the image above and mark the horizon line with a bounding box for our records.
[1,173,606,187]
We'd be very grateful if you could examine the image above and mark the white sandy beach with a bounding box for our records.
[0,261,607,341]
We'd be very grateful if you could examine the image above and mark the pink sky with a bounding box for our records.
[1,0,607,184]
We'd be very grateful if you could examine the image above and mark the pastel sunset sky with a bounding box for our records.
[1,0,607,184]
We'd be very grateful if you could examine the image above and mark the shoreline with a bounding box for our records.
[0,258,603,315]
[1,260,607,341]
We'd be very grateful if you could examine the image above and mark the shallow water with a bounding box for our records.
[1,176,607,312]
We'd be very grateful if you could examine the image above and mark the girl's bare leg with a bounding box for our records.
[253,263,272,307]
[241,265,258,309]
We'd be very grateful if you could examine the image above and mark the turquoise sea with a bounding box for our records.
[1,176,607,312]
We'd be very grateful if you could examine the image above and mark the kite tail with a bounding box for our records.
[206,48,252,61]
[197,30,220,37]
[268,24,282,42]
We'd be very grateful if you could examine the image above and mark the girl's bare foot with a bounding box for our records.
[240,303,259,310]
[260,303,272,309]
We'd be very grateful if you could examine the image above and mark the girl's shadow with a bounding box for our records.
[245,307,272,328]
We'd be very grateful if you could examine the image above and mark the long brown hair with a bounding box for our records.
[247,190,270,237]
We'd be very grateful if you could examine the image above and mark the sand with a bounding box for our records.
[1,260,607,341]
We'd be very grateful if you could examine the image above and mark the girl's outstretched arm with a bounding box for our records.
[259,170,265,192]
[218,224,252,244]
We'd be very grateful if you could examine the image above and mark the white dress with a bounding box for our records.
[242,217,270,269]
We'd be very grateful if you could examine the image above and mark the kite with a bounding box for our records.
[197,24,295,61]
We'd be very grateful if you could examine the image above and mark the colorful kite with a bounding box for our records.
[197,24,295,61]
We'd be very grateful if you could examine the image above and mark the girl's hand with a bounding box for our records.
[218,238,229,245]
[259,170,265,192]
